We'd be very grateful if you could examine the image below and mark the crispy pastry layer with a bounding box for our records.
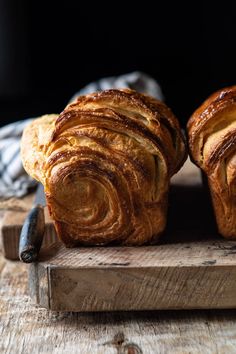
[187,85,236,239]
[21,89,186,246]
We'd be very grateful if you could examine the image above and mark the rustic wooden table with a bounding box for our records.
[1,159,236,353]
[1,211,236,354]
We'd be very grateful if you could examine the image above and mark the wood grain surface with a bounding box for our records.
[1,249,236,353]
[29,240,236,312]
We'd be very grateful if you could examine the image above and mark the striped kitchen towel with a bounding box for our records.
[0,118,35,198]
[0,72,163,198]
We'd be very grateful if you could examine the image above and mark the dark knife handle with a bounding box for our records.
[19,205,45,263]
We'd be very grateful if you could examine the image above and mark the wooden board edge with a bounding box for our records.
[29,263,236,312]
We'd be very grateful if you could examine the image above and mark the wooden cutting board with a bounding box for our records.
[2,158,236,311]
[29,240,236,311]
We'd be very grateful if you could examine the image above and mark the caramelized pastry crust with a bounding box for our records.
[21,89,186,246]
[188,85,236,239]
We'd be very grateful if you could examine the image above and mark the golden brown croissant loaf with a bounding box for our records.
[187,85,236,239]
[21,89,186,246]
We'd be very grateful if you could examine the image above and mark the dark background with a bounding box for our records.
[0,0,235,127]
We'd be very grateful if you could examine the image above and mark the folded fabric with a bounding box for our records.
[0,119,35,198]
[69,71,164,103]
[0,71,163,198]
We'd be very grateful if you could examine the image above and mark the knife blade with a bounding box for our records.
[19,183,46,263]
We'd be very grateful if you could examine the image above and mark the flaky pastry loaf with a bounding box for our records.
[188,85,236,239]
[21,89,186,246]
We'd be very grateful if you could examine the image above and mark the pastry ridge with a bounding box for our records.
[21,89,186,246]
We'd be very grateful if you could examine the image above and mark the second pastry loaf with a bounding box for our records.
[21,89,186,246]
[188,85,236,239]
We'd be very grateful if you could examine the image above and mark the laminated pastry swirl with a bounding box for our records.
[21,89,186,246]
[187,85,236,239]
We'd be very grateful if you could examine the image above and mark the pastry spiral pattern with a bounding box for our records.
[21,89,186,246]
[188,85,236,239]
